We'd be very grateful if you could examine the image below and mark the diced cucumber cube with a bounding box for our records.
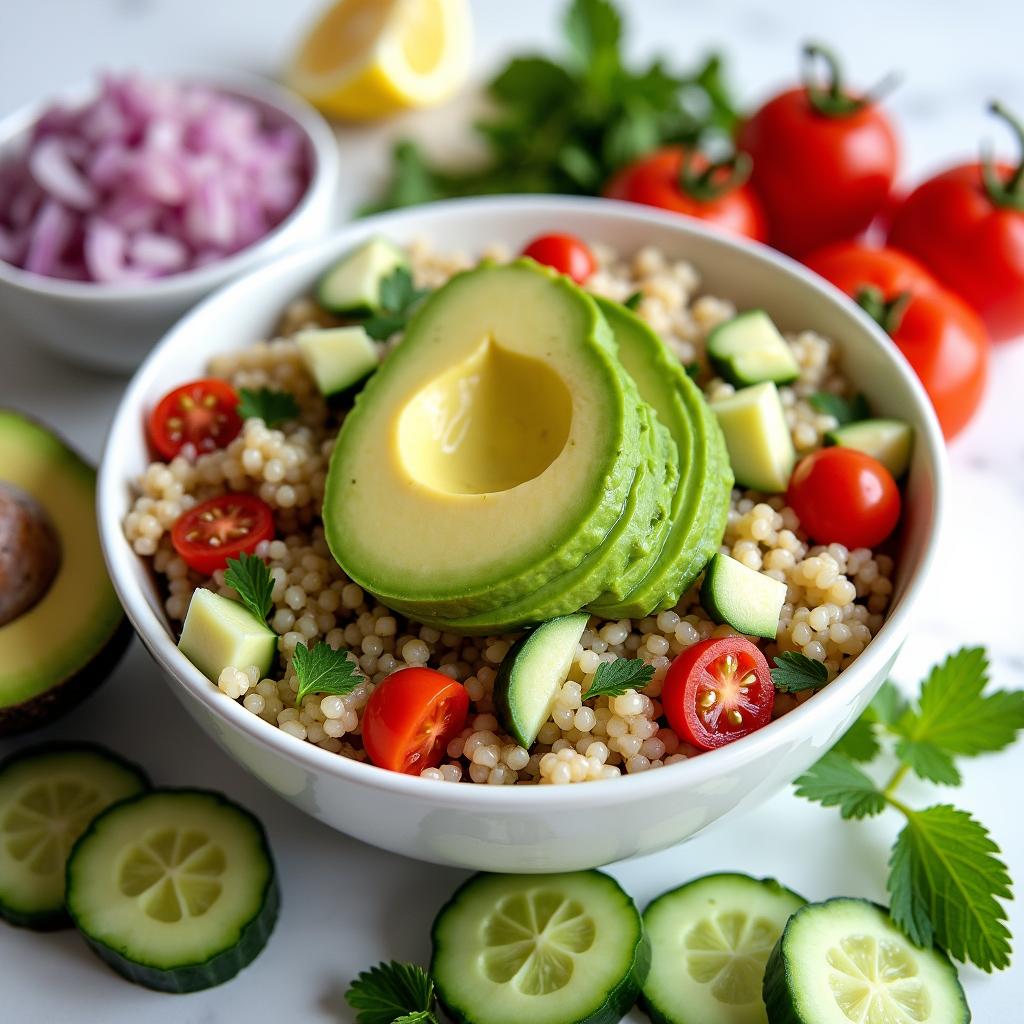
[700,552,786,638]
[707,310,800,387]
[316,237,407,316]
[178,589,277,682]
[297,325,379,396]
[825,418,913,478]
[710,382,796,493]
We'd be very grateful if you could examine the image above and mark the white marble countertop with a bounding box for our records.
[1,0,1022,1018]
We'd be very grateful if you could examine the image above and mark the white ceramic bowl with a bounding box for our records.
[98,197,946,872]
[0,71,340,373]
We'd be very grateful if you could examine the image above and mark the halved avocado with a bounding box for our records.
[588,301,733,619]
[324,260,644,622]
[0,412,130,735]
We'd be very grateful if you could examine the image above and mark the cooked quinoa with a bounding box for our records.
[125,240,896,785]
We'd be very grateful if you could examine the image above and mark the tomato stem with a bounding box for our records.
[855,285,911,335]
[802,43,897,117]
[678,149,751,202]
[982,101,1024,210]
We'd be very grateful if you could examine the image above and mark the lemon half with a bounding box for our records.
[287,0,472,120]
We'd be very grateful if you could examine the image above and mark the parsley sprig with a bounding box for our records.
[292,640,364,706]
[237,387,300,428]
[361,267,431,341]
[584,658,654,700]
[771,651,830,693]
[364,0,739,212]
[795,647,1024,971]
[224,552,274,622]
[346,961,438,1024]
[809,390,869,425]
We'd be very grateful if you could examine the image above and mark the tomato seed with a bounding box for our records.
[727,709,743,725]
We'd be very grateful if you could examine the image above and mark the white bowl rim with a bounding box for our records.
[99,194,948,810]
[0,68,340,301]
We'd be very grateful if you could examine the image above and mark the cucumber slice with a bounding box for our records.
[700,553,786,640]
[178,588,278,682]
[316,237,407,316]
[762,899,969,1024]
[643,873,805,1024]
[708,311,800,388]
[825,419,913,479]
[710,383,796,494]
[431,870,650,1024]
[297,325,379,396]
[494,613,589,748]
[66,789,278,993]
[0,743,148,929]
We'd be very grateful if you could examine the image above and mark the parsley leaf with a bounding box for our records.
[832,715,881,763]
[223,552,274,622]
[891,647,1024,785]
[793,751,886,819]
[771,652,829,693]
[346,962,437,1024]
[809,391,870,425]
[361,267,431,341]
[585,659,655,700]
[237,387,299,428]
[870,680,910,728]
[889,805,1013,971]
[292,641,363,706]
[684,361,701,381]
[623,290,643,310]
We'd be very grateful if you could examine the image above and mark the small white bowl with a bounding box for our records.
[0,71,340,373]
[99,197,946,872]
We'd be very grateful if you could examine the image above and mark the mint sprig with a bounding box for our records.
[584,658,654,700]
[224,552,273,622]
[795,646,1021,971]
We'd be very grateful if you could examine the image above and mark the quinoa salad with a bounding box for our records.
[124,237,899,786]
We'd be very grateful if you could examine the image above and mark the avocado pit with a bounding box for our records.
[0,482,61,627]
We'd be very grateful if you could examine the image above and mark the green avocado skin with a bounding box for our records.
[588,300,732,620]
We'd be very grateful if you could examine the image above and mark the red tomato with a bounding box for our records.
[662,637,774,750]
[362,668,470,775]
[148,378,242,461]
[888,104,1024,342]
[806,242,990,438]
[171,494,275,575]
[739,46,898,256]
[521,233,596,284]
[604,146,767,241]
[787,448,901,549]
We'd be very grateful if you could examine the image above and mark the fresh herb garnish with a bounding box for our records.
[224,552,273,622]
[585,658,655,700]
[361,267,431,341]
[346,961,438,1024]
[771,651,829,693]
[683,361,701,381]
[624,290,643,310]
[365,0,739,212]
[809,390,870,425]
[795,646,1024,971]
[292,640,363,706]
[237,387,300,428]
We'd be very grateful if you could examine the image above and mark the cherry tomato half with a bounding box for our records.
[888,105,1024,342]
[603,146,767,242]
[171,494,275,575]
[362,668,470,775]
[787,448,901,549]
[662,637,774,750]
[739,46,898,256]
[806,243,989,439]
[521,233,596,284]
[148,378,242,461]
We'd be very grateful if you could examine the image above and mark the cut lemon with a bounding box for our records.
[287,0,472,120]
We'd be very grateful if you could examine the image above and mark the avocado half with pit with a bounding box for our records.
[0,411,131,734]
[323,259,731,632]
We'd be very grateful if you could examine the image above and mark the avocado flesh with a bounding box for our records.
[426,399,675,633]
[324,260,645,620]
[0,412,129,734]
[588,301,733,619]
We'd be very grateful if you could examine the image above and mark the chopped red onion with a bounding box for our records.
[1,73,311,284]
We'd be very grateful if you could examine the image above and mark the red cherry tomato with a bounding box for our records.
[171,494,275,575]
[806,243,990,439]
[521,233,596,284]
[148,378,242,461]
[787,448,901,549]
[662,637,774,750]
[604,146,767,242]
[888,103,1024,342]
[362,668,470,775]
[739,46,898,256]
